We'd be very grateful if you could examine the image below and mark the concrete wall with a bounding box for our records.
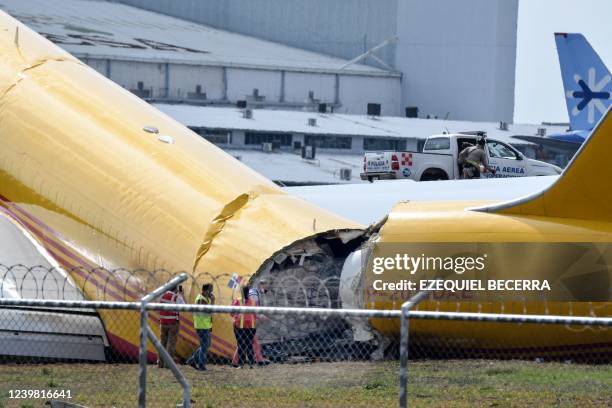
[396,0,518,122]
[83,58,109,77]
[169,65,225,100]
[338,76,401,116]
[226,69,281,102]
[117,61,166,95]
[284,72,336,105]
[83,58,400,113]
[113,0,399,68]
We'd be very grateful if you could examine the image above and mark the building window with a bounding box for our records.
[304,135,352,149]
[363,138,407,151]
[189,127,231,145]
[245,132,293,146]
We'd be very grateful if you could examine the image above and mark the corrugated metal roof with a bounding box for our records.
[0,0,396,76]
[155,103,568,145]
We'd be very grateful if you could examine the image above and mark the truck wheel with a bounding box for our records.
[367,176,374,183]
[420,169,448,181]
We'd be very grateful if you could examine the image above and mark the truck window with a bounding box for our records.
[487,141,519,160]
[423,137,450,151]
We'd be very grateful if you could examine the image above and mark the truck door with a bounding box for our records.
[485,140,527,178]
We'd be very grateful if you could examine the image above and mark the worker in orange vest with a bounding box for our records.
[231,279,270,366]
[231,285,257,368]
[158,284,185,368]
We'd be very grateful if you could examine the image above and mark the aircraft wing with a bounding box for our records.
[287,176,557,225]
[512,135,582,149]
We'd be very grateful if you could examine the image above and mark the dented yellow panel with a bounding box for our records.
[0,11,360,359]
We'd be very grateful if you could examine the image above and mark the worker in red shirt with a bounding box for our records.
[158,284,185,368]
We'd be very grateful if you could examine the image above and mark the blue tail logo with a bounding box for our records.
[567,68,611,124]
[556,33,611,130]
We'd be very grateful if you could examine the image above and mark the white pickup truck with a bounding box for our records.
[360,133,562,182]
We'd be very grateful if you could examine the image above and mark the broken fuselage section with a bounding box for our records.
[249,227,393,362]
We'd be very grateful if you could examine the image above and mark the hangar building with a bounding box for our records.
[0,0,401,116]
[115,0,519,123]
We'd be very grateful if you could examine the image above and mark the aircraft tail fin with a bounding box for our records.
[556,33,611,131]
[479,107,612,221]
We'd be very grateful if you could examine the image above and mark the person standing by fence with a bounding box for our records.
[186,283,214,371]
[231,279,271,366]
[231,285,257,368]
[158,284,185,368]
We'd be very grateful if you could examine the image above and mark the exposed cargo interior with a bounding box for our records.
[249,229,390,362]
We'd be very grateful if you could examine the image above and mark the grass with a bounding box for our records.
[0,360,610,407]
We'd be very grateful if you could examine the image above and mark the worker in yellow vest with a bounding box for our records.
[186,283,214,371]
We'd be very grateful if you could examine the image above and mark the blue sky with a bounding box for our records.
[514,0,611,124]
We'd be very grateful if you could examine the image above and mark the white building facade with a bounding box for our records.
[115,0,519,122]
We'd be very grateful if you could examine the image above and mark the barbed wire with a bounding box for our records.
[0,263,355,346]
[0,264,342,307]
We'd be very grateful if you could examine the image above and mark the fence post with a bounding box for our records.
[147,326,191,407]
[138,302,148,408]
[399,284,436,408]
[399,302,410,408]
[138,273,189,408]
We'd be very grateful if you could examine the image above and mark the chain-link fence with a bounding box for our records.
[1,266,611,407]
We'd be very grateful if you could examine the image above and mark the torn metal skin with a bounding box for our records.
[0,10,368,360]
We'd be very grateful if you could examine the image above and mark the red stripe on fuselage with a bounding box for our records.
[0,195,235,355]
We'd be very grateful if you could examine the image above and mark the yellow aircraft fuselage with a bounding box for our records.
[0,8,609,362]
[367,201,611,357]
[0,11,360,360]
